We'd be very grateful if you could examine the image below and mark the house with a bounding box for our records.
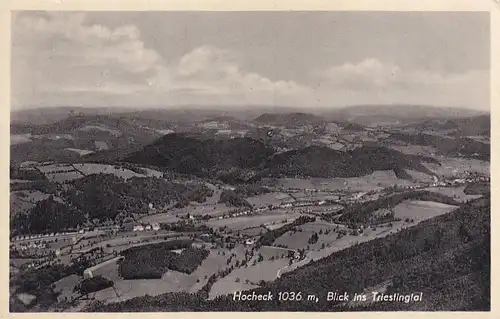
[133,225,145,232]
[152,223,161,231]
[245,239,255,246]
[216,130,232,136]
[145,225,152,231]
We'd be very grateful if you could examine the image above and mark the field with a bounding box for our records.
[208,258,290,299]
[266,171,413,192]
[53,274,81,302]
[93,270,196,304]
[343,171,414,191]
[276,220,417,278]
[423,186,483,202]
[79,125,122,136]
[406,169,434,182]
[187,248,244,293]
[72,164,143,179]
[393,200,458,222]
[239,227,266,236]
[205,212,302,231]
[37,164,75,174]
[390,145,438,157]
[245,192,294,207]
[64,148,95,156]
[423,158,489,177]
[138,167,164,178]
[46,171,84,182]
[167,203,235,217]
[137,213,181,224]
[273,221,341,250]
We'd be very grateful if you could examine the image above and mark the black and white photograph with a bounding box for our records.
[8,8,491,312]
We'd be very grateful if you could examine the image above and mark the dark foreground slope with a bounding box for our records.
[84,196,490,312]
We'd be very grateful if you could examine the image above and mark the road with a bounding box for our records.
[276,257,310,278]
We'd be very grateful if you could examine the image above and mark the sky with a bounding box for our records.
[11,11,490,111]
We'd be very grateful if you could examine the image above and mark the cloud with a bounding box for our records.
[315,58,489,109]
[12,13,309,108]
[165,45,309,97]
[323,58,402,90]
[13,12,162,94]
[11,13,488,111]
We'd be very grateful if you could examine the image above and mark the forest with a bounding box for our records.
[118,240,209,279]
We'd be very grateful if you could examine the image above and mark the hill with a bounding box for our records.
[122,135,439,180]
[10,115,162,165]
[323,105,487,125]
[263,145,439,178]
[386,133,490,161]
[410,115,490,137]
[10,173,216,235]
[84,195,490,312]
[253,112,325,127]
[123,134,274,178]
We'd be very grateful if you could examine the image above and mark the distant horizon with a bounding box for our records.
[10,103,490,115]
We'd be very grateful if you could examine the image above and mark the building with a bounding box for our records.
[133,225,145,232]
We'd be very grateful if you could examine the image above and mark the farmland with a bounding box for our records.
[265,171,415,192]
[167,203,234,217]
[393,200,458,221]
[64,148,95,156]
[423,158,489,177]
[208,258,290,299]
[245,192,294,207]
[205,212,302,231]
[72,164,144,180]
[423,185,482,202]
[93,271,197,304]
[46,171,83,182]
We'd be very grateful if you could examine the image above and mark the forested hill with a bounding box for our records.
[84,196,490,312]
[386,133,490,161]
[123,134,439,180]
[263,145,439,178]
[124,134,274,177]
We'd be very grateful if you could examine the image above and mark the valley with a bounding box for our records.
[9,108,491,312]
